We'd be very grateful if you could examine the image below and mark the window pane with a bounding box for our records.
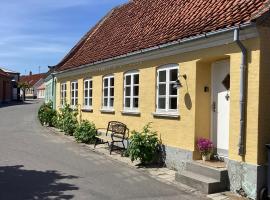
[89,98,92,106]
[170,69,178,81]
[104,78,108,87]
[104,88,108,96]
[159,70,166,82]
[125,98,130,108]
[133,98,139,108]
[134,74,139,84]
[110,78,114,86]
[89,90,92,97]
[110,98,114,107]
[85,99,88,106]
[170,97,177,109]
[170,83,177,95]
[158,98,166,109]
[158,84,166,95]
[76,83,78,89]
[104,98,108,106]
[85,81,88,89]
[126,75,131,85]
[85,90,88,98]
[76,91,78,97]
[89,81,92,88]
[134,86,139,96]
[75,99,78,105]
[126,87,131,96]
[72,83,74,90]
[110,88,114,97]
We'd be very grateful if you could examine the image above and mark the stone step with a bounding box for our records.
[185,161,228,181]
[175,170,227,194]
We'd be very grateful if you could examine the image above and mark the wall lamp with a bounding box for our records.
[173,74,187,89]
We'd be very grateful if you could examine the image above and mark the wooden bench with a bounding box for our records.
[94,121,129,154]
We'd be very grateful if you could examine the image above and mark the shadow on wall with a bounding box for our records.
[0,165,79,200]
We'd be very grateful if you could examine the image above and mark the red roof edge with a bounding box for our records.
[55,6,118,70]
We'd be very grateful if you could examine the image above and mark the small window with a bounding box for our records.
[156,64,179,113]
[124,71,139,111]
[60,82,67,106]
[84,79,93,109]
[102,75,114,110]
[71,81,78,107]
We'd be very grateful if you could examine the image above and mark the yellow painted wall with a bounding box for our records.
[56,37,261,165]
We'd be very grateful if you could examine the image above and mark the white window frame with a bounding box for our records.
[156,64,179,114]
[102,75,114,110]
[124,71,139,112]
[83,78,93,109]
[70,81,78,108]
[60,82,67,106]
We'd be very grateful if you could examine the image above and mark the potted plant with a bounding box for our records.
[197,138,214,161]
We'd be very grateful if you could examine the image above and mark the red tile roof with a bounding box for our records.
[0,70,10,78]
[20,73,46,87]
[57,0,270,72]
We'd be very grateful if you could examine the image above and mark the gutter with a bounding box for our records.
[234,28,248,157]
[54,23,254,76]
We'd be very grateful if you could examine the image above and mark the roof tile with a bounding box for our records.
[57,0,270,72]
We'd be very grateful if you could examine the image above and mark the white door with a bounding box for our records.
[211,60,230,157]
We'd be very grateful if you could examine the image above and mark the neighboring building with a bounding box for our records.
[53,0,270,199]
[0,67,20,103]
[37,83,45,99]
[0,69,12,104]
[45,66,57,108]
[20,72,46,99]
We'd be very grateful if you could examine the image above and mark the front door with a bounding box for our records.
[211,60,230,157]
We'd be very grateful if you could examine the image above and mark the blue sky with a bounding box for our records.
[0,0,127,75]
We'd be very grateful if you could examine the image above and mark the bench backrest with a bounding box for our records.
[106,121,127,138]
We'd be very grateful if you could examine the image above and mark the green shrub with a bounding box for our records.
[74,120,96,143]
[127,123,160,165]
[58,104,78,135]
[38,101,57,127]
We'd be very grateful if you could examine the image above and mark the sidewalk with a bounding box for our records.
[46,126,248,200]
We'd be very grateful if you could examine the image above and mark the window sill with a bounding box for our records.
[81,108,93,113]
[152,112,180,119]
[100,109,115,114]
[121,110,141,116]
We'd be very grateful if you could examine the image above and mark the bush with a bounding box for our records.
[38,101,57,127]
[74,120,96,143]
[127,123,160,165]
[58,104,78,135]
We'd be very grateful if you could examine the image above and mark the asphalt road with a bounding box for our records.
[0,101,206,200]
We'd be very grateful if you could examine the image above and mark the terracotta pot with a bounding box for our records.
[202,154,211,161]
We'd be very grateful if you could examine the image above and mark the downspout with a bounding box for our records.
[52,74,56,110]
[234,28,248,156]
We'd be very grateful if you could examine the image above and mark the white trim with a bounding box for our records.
[123,70,139,112]
[156,64,179,114]
[83,78,93,109]
[54,24,257,79]
[60,82,67,106]
[102,75,114,110]
[70,80,78,107]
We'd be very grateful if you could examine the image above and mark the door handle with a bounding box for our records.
[212,101,216,112]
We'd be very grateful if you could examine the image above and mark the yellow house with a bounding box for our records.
[52,0,270,199]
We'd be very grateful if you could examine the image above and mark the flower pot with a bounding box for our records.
[202,154,211,161]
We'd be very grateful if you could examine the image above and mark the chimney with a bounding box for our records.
[29,71,32,76]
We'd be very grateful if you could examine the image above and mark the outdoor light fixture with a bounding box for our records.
[173,74,187,89]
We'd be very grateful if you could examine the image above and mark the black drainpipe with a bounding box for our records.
[234,28,248,156]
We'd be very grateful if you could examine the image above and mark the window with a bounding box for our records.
[84,79,93,108]
[124,71,139,111]
[60,82,67,106]
[71,81,78,107]
[102,75,114,110]
[156,64,179,113]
